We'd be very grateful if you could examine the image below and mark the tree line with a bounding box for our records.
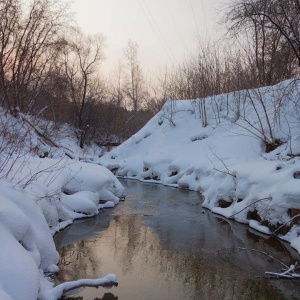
[0,0,162,148]
[0,0,299,149]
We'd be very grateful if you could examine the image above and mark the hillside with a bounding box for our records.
[99,79,300,253]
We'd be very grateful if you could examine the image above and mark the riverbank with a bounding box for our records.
[99,79,300,254]
[0,156,123,299]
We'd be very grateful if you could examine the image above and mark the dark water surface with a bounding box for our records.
[55,179,300,300]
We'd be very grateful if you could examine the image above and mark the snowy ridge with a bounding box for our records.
[99,79,300,253]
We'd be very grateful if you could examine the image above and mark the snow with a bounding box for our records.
[0,184,55,300]
[0,114,124,299]
[39,274,117,300]
[1,78,300,299]
[2,157,125,232]
[99,79,300,254]
[249,220,271,234]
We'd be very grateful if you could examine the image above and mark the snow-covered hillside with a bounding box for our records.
[0,107,108,161]
[99,79,300,253]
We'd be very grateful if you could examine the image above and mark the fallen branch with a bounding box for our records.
[265,263,300,279]
[20,115,75,159]
[238,247,289,269]
[21,115,59,148]
[39,274,118,300]
[219,247,300,280]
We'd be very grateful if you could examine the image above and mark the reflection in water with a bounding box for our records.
[63,293,118,300]
[56,180,300,300]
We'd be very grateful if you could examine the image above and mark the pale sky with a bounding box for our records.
[71,0,227,75]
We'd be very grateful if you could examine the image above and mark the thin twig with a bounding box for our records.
[226,197,271,220]
[271,213,300,236]
[238,247,289,269]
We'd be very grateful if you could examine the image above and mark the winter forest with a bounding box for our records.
[1,0,300,299]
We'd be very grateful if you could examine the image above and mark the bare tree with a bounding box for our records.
[0,0,69,115]
[223,0,298,84]
[110,61,125,108]
[62,31,105,147]
[123,40,145,112]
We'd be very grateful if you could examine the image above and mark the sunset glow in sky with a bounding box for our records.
[72,0,227,75]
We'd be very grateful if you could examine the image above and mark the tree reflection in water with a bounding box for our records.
[56,179,300,300]
[63,292,118,300]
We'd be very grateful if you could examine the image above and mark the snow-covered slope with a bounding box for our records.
[0,107,107,161]
[99,79,300,253]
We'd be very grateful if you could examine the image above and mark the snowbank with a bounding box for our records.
[0,182,58,300]
[0,155,123,299]
[99,79,300,253]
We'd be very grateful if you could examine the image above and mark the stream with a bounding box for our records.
[55,179,300,300]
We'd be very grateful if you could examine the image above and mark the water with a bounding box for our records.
[55,179,300,300]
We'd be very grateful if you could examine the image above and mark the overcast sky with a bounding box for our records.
[71,0,227,75]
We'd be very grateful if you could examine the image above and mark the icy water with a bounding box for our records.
[55,179,300,300]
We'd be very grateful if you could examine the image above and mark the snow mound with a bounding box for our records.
[0,182,59,300]
[0,156,124,299]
